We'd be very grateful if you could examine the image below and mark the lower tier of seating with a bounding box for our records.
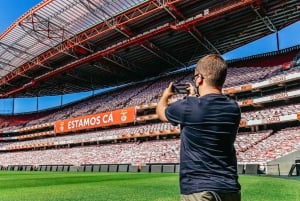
[1,126,300,166]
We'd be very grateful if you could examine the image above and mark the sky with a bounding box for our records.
[0,0,300,114]
[0,0,42,32]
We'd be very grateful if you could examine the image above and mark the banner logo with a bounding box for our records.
[55,107,135,133]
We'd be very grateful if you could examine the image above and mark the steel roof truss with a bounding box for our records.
[19,17,79,60]
[22,13,67,40]
[1,0,255,96]
[91,62,119,75]
[0,42,34,57]
[80,0,115,27]
[142,41,185,67]
[103,54,141,74]
[163,2,220,56]
[0,0,180,88]
[188,28,220,54]
[253,8,277,33]
[114,21,184,69]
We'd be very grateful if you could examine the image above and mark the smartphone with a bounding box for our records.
[171,84,189,94]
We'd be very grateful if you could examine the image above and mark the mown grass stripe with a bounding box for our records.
[0,172,299,201]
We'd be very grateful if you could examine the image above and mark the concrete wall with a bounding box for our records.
[267,150,300,175]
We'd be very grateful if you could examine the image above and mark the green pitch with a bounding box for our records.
[0,171,299,201]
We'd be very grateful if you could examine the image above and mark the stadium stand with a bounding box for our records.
[1,42,300,175]
[237,127,300,163]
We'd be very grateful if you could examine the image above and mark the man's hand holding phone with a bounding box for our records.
[171,83,196,96]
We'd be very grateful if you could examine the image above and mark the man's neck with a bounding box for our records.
[199,87,222,97]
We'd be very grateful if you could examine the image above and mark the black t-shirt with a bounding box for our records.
[165,93,241,195]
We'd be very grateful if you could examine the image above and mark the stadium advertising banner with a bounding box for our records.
[55,107,136,133]
[238,99,253,106]
[223,84,253,95]
[239,120,247,127]
[245,114,298,126]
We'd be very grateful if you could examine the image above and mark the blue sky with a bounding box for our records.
[0,0,42,32]
[223,21,300,59]
[0,0,300,114]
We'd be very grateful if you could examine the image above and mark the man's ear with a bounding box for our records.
[198,77,203,85]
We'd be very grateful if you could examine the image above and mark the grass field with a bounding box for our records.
[0,171,299,201]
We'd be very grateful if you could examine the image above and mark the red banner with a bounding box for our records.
[239,120,247,127]
[55,107,136,133]
[227,88,236,94]
[241,84,252,91]
[238,99,253,106]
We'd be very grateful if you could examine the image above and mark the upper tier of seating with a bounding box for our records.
[241,103,300,121]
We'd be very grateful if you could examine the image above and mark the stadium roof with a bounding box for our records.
[0,0,300,97]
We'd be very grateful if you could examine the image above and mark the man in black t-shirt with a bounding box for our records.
[156,54,241,201]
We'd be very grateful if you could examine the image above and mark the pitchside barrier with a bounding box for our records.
[118,164,129,172]
[238,163,280,176]
[100,164,109,172]
[4,165,33,171]
[245,164,258,175]
[0,163,180,173]
[85,165,93,172]
[141,165,150,172]
[109,164,118,172]
[128,165,138,172]
[237,164,245,174]
[151,164,162,173]
[288,160,300,176]
[3,163,285,175]
[37,165,72,172]
[265,164,280,176]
